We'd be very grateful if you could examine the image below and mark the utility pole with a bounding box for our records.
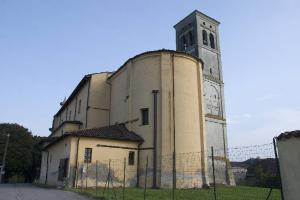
[0,133,10,183]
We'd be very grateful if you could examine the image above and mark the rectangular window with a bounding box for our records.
[141,108,149,125]
[128,151,135,165]
[69,110,72,120]
[78,99,82,114]
[84,148,92,163]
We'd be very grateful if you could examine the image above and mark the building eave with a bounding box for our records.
[174,10,220,29]
[107,49,204,80]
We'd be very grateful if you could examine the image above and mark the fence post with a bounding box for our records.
[273,138,284,200]
[123,158,126,200]
[211,146,217,200]
[96,160,98,196]
[103,160,111,197]
[144,156,149,200]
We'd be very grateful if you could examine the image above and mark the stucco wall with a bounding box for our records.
[277,138,300,200]
[51,122,81,137]
[39,137,72,186]
[72,137,139,188]
[87,73,111,128]
[51,73,111,136]
[110,51,207,188]
[53,80,89,130]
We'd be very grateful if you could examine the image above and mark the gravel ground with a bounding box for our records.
[0,184,93,200]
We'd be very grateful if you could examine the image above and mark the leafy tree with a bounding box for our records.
[0,123,45,183]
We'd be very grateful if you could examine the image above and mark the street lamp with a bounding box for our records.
[0,133,10,183]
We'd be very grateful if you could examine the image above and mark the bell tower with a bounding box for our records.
[174,10,233,185]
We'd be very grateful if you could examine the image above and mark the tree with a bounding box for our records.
[0,123,45,183]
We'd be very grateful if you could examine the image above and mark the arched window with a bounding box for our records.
[188,31,193,45]
[210,33,215,49]
[182,35,187,49]
[202,30,208,45]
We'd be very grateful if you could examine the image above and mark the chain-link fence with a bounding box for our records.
[73,143,282,200]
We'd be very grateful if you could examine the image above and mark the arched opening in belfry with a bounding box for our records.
[209,33,215,49]
[202,30,208,45]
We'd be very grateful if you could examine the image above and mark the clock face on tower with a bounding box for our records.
[204,84,221,116]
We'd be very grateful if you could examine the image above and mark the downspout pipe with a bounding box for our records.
[171,54,176,190]
[73,136,81,187]
[152,90,159,188]
[45,151,49,185]
[136,143,142,187]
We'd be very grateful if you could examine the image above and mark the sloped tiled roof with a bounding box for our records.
[67,124,143,142]
[43,124,143,149]
[277,130,300,140]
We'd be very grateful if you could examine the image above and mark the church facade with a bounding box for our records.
[39,10,234,188]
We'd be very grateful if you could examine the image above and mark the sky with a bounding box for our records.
[0,0,299,147]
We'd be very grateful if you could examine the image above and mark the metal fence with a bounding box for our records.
[73,143,282,200]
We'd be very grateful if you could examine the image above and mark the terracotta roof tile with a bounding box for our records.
[42,124,143,149]
[277,130,300,140]
[67,124,143,142]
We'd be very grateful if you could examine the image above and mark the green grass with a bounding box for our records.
[70,186,281,200]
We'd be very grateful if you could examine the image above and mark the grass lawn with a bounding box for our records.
[70,186,281,200]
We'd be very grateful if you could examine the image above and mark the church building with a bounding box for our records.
[39,10,234,188]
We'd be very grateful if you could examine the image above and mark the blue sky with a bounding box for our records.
[0,0,299,147]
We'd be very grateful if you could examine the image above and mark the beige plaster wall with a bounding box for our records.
[86,73,111,128]
[51,73,111,136]
[110,52,207,188]
[72,137,139,187]
[51,123,81,137]
[53,81,89,131]
[277,138,300,200]
[39,137,72,186]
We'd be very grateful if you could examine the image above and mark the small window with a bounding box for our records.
[78,99,82,114]
[210,33,215,49]
[210,68,213,74]
[84,148,92,163]
[69,110,72,120]
[203,22,206,25]
[141,108,149,125]
[202,30,208,45]
[128,151,135,165]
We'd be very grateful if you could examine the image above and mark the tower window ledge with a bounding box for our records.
[201,44,220,54]
[205,113,225,121]
[203,75,223,84]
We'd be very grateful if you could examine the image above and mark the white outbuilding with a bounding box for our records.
[276,130,300,200]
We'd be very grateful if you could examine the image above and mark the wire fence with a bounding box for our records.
[72,143,282,200]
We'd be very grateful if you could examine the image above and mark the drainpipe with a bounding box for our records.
[171,54,176,189]
[73,136,81,187]
[136,143,141,187]
[152,90,159,188]
[45,151,49,185]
